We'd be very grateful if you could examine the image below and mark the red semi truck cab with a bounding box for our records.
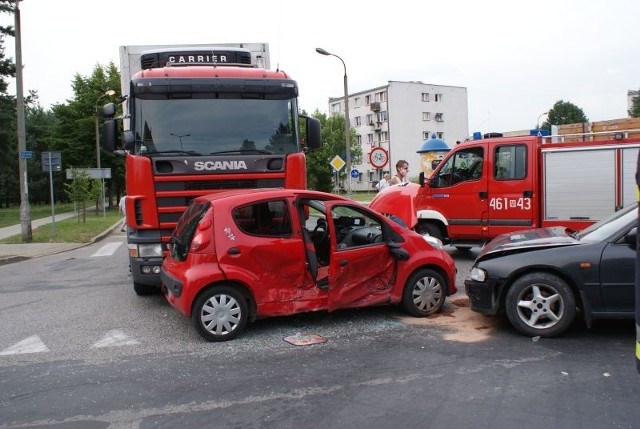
[101,44,321,295]
[372,131,640,249]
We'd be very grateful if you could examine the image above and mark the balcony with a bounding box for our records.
[370,102,380,112]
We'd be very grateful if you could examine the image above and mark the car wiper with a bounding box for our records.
[209,149,272,155]
[146,150,202,156]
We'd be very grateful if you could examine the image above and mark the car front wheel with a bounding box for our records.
[505,273,576,337]
[402,268,446,317]
[191,286,249,342]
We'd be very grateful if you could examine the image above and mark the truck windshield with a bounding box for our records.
[130,98,299,156]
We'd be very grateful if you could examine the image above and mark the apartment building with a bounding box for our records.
[327,80,469,192]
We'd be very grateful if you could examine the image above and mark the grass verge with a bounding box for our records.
[0,208,122,244]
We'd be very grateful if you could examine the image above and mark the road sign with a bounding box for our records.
[350,168,359,179]
[369,147,389,169]
[330,155,346,172]
[20,150,33,159]
[65,168,112,179]
[41,151,62,172]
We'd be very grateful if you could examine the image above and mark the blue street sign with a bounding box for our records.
[350,168,359,179]
[20,150,33,159]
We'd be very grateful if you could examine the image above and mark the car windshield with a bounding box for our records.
[577,203,637,242]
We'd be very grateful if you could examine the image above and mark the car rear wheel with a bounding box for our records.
[191,286,249,342]
[402,268,446,317]
[505,273,576,337]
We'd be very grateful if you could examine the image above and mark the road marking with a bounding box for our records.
[0,335,49,355]
[92,330,140,348]
[91,241,124,257]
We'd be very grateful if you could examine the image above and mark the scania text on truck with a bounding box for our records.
[101,43,321,295]
[371,128,640,249]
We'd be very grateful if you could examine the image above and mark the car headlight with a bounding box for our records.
[421,233,444,249]
[466,267,487,282]
[138,243,164,258]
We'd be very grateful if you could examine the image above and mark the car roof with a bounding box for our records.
[194,188,352,206]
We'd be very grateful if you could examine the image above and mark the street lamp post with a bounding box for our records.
[95,89,116,215]
[537,111,549,130]
[316,47,352,198]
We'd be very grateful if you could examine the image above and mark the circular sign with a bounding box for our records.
[350,168,359,179]
[369,147,389,169]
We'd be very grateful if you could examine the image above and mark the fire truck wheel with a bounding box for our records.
[415,222,444,242]
[191,285,249,342]
[133,282,159,296]
[402,268,446,317]
[505,272,576,338]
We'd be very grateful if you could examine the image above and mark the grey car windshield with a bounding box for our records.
[577,203,637,242]
[131,98,299,155]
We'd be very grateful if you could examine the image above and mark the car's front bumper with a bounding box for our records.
[464,278,503,315]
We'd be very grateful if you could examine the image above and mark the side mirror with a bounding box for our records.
[102,102,116,119]
[386,241,410,261]
[123,130,135,151]
[102,120,118,152]
[302,116,321,150]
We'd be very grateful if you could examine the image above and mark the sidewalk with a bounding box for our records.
[0,211,123,266]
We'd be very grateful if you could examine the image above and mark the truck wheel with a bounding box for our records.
[505,272,576,337]
[402,268,446,317]
[191,286,249,342]
[415,222,444,242]
[133,282,158,296]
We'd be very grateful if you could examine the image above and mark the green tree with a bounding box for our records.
[306,110,361,193]
[628,90,640,117]
[49,62,122,208]
[64,168,98,223]
[541,100,588,132]
[0,0,17,208]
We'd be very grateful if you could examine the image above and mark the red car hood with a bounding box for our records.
[369,183,419,229]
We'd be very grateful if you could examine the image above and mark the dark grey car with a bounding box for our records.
[465,203,637,337]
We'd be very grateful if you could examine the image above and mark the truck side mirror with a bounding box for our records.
[123,130,135,151]
[102,120,119,152]
[102,102,116,119]
[302,116,321,150]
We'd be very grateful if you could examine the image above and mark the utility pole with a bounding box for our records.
[15,2,32,242]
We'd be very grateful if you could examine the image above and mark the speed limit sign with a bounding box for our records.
[369,147,389,169]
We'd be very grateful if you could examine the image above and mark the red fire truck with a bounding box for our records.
[101,43,321,295]
[372,129,640,249]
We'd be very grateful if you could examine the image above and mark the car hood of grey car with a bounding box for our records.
[477,226,580,261]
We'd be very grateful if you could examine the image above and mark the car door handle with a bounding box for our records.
[479,191,488,199]
[340,260,348,267]
[227,247,241,255]
[523,190,532,198]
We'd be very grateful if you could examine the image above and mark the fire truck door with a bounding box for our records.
[486,143,535,238]
[429,144,489,241]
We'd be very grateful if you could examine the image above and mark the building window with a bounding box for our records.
[331,103,341,113]
[421,93,430,102]
[423,112,431,121]
[380,131,388,142]
[437,132,444,139]
[435,113,444,122]
[356,135,362,145]
[378,110,388,122]
[355,116,362,126]
[435,93,443,102]
[354,97,360,108]
[380,91,387,102]
[367,134,374,144]
[423,131,431,140]
[366,114,374,125]
[365,95,371,105]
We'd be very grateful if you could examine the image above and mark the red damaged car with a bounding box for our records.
[160,189,457,341]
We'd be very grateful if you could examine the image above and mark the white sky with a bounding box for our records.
[2,0,639,137]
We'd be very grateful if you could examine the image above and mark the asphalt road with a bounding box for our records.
[0,235,638,429]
